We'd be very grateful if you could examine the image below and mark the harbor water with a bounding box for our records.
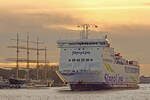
[0,84,150,100]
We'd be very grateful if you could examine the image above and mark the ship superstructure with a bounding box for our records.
[57,24,139,90]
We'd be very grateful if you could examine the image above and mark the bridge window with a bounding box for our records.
[69,58,94,62]
[81,58,85,62]
[86,59,89,62]
[77,59,80,62]
[72,59,75,62]
[68,59,71,62]
[125,67,139,73]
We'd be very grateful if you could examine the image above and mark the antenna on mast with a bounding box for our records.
[77,24,98,39]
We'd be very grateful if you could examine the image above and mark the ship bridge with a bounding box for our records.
[57,38,110,47]
[57,38,109,73]
[57,24,110,74]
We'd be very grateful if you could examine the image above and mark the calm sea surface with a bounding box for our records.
[0,84,150,100]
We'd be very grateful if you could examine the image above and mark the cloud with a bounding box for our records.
[105,24,150,36]
[75,6,150,11]
[0,10,85,34]
[0,7,150,66]
[0,9,85,63]
[143,2,150,6]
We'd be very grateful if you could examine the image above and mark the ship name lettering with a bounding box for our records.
[72,51,90,55]
[104,74,123,83]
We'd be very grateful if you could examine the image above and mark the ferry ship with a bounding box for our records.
[57,24,139,90]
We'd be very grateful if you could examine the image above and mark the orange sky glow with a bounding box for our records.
[0,62,58,68]
[0,0,150,76]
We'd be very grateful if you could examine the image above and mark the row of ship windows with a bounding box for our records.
[68,58,93,62]
[64,48,85,51]
[64,48,100,51]
[69,42,106,45]
[125,67,139,73]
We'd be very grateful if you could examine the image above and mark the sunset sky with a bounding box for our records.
[0,0,150,76]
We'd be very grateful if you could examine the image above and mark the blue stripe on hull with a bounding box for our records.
[70,83,139,91]
[70,83,112,91]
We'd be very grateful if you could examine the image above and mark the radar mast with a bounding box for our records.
[77,24,98,39]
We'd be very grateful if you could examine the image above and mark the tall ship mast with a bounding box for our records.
[57,24,139,90]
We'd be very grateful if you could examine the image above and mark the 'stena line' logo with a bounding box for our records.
[104,74,123,84]
[72,51,90,55]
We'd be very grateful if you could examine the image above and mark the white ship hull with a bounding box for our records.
[60,63,139,90]
[57,32,139,90]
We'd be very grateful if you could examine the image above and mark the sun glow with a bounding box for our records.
[0,0,150,75]
[0,62,59,68]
